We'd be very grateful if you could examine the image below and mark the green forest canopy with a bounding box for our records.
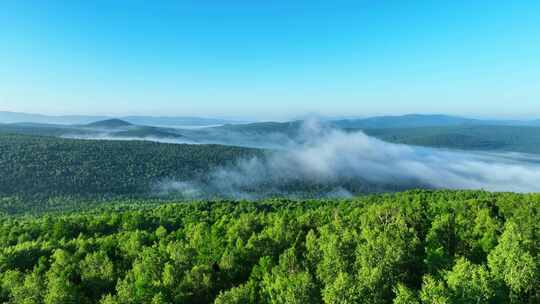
[361,125,540,154]
[1,190,539,303]
[0,134,260,199]
[0,133,423,207]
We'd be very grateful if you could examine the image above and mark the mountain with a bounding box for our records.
[362,125,540,154]
[330,114,540,129]
[0,111,246,127]
[216,121,303,135]
[0,111,107,125]
[0,122,95,137]
[332,114,489,129]
[0,120,189,141]
[3,111,538,129]
[86,119,133,129]
[121,116,247,127]
[3,113,540,154]
[111,126,186,139]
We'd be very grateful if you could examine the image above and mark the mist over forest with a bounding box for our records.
[156,120,540,199]
[2,116,540,205]
[4,2,540,302]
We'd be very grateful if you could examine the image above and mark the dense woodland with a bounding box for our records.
[0,134,260,199]
[2,125,540,303]
[1,190,539,303]
[362,125,540,154]
[0,133,420,209]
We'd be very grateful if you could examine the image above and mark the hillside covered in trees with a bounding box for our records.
[4,115,540,154]
[0,133,429,210]
[361,125,540,154]
[0,134,260,200]
[0,190,539,303]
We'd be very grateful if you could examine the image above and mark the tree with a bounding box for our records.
[80,251,115,301]
[354,204,420,303]
[322,271,359,304]
[445,257,495,303]
[424,214,456,274]
[0,270,22,302]
[393,283,419,304]
[44,250,81,304]
[309,224,357,287]
[488,221,539,302]
[419,275,449,304]
[262,248,319,304]
[116,247,166,304]
[0,190,539,304]
[10,269,46,304]
[99,294,120,304]
[214,282,257,304]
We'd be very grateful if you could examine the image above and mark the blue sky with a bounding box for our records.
[1,1,539,120]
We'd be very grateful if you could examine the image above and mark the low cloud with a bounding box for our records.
[62,134,198,145]
[157,122,540,199]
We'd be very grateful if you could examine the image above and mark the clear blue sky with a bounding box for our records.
[1,1,539,120]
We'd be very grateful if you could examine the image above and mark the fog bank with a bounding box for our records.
[158,121,540,199]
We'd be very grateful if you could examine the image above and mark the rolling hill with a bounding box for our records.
[2,114,540,154]
[185,120,540,153]
[0,111,245,127]
[85,118,133,129]
[361,125,540,154]
[332,114,482,129]
[110,126,186,139]
[330,114,540,129]
[0,133,261,199]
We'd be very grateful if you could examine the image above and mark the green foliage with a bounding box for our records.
[419,275,450,304]
[0,190,540,303]
[0,133,414,214]
[214,282,256,304]
[393,283,419,304]
[322,271,359,304]
[488,221,539,301]
[81,251,116,301]
[363,125,540,154]
[262,248,319,304]
[44,250,80,304]
[0,133,259,204]
[445,258,495,303]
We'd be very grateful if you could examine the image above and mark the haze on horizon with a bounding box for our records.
[1,1,539,120]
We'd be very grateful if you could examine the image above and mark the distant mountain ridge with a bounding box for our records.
[330,114,539,129]
[121,116,245,127]
[3,112,540,154]
[0,111,107,125]
[2,111,539,128]
[86,119,133,129]
[0,111,246,127]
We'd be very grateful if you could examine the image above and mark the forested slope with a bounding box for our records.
[362,125,540,154]
[0,133,426,209]
[4,119,540,154]
[0,190,539,303]
[0,134,260,199]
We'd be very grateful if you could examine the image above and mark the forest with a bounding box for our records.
[4,116,540,154]
[0,133,423,211]
[1,190,539,303]
[0,134,260,200]
[362,125,540,154]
